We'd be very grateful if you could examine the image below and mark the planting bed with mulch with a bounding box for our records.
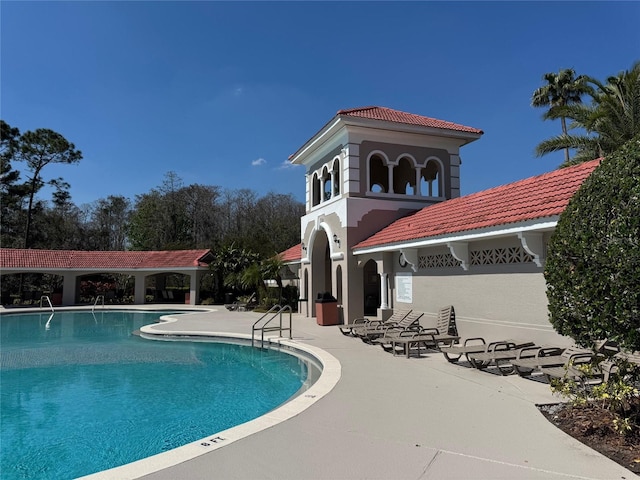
[539,403,640,474]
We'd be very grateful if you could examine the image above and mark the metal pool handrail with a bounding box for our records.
[39,295,54,312]
[92,295,105,312]
[252,305,293,349]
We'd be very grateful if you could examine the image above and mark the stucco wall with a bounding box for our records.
[380,236,572,346]
[392,270,572,347]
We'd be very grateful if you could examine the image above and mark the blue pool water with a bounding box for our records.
[0,310,308,479]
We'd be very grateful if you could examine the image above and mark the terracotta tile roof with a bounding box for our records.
[0,249,213,270]
[354,159,601,250]
[338,106,483,135]
[278,244,302,263]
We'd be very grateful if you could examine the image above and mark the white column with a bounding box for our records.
[189,273,198,305]
[62,272,77,306]
[134,273,146,304]
[415,167,422,196]
[387,167,394,193]
[380,273,389,309]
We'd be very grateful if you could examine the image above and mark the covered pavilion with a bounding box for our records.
[0,249,214,306]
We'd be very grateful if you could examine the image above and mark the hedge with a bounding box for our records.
[545,137,640,350]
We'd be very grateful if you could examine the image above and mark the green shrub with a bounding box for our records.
[545,137,640,351]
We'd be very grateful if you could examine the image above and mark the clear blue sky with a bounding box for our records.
[2,1,639,207]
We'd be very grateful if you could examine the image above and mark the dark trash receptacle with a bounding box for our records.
[224,293,234,304]
[316,292,338,326]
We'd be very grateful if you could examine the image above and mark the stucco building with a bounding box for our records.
[282,106,599,345]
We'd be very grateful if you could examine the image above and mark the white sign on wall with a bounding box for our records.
[395,272,413,303]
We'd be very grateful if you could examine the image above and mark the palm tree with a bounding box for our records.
[236,255,286,309]
[531,68,593,164]
[535,62,640,165]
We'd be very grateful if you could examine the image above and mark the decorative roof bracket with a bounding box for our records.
[518,232,545,267]
[399,248,418,272]
[447,242,469,271]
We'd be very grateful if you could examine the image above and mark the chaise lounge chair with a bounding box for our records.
[356,311,424,344]
[439,338,535,364]
[225,293,257,312]
[374,306,459,357]
[513,342,617,381]
[465,340,539,375]
[508,345,601,378]
[338,309,411,337]
[509,345,568,377]
[538,348,603,386]
[600,350,640,383]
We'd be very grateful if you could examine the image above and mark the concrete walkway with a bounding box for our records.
[101,308,634,479]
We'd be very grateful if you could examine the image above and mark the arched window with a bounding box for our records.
[323,167,332,201]
[420,159,441,197]
[332,159,340,197]
[393,156,416,195]
[369,154,388,193]
[312,172,321,206]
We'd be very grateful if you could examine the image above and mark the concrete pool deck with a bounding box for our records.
[8,305,631,479]
[121,306,633,480]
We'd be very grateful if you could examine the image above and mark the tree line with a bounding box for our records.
[2,60,636,308]
[1,121,304,258]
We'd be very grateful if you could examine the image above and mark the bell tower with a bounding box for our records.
[289,106,482,322]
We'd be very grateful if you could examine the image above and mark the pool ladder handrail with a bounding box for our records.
[92,295,105,312]
[251,304,293,349]
[39,295,55,312]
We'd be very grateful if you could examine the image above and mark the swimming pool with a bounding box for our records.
[0,310,310,479]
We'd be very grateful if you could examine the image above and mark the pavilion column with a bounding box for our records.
[388,167,394,193]
[134,273,146,305]
[380,272,389,310]
[62,272,77,306]
[188,273,198,305]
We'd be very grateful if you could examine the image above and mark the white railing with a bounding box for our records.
[251,305,293,349]
[39,295,54,312]
[92,295,105,312]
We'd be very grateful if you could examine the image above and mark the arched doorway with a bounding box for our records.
[76,273,135,304]
[310,230,332,316]
[145,272,190,303]
[362,259,379,316]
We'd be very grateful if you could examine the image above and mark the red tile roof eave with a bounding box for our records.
[289,106,483,163]
[337,106,483,134]
[352,216,561,253]
[0,249,214,270]
[353,159,600,250]
[340,117,483,147]
[278,244,303,263]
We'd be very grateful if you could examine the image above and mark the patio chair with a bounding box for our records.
[600,350,640,383]
[338,309,411,337]
[539,348,604,386]
[509,345,568,377]
[466,340,540,375]
[514,343,615,379]
[374,306,460,357]
[356,311,424,344]
[439,338,535,364]
[224,292,257,312]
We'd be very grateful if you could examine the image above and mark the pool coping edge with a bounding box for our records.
[78,315,342,480]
